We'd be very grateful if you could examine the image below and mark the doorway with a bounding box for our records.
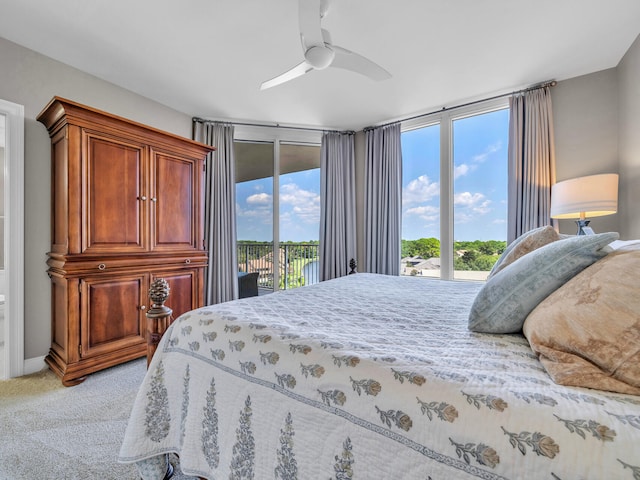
[0,98,25,379]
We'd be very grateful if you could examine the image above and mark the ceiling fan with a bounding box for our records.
[260,0,392,90]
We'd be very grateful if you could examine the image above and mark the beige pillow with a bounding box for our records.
[488,226,560,278]
[523,245,640,395]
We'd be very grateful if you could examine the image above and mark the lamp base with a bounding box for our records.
[575,219,591,235]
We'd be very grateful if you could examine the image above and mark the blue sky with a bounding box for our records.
[236,169,321,242]
[237,108,509,243]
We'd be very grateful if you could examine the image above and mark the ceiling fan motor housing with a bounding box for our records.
[305,45,335,69]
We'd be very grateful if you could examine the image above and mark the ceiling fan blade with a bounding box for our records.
[260,61,314,90]
[331,45,392,81]
[298,0,325,51]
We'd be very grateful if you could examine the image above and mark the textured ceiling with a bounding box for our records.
[1,0,639,130]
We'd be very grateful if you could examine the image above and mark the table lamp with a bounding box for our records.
[550,173,618,235]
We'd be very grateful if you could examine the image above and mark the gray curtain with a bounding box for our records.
[193,121,238,304]
[508,86,557,243]
[364,123,402,275]
[319,131,356,281]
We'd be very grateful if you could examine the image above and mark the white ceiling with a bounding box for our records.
[1,0,639,131]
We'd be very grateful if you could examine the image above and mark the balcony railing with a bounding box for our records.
[237,242,319,291]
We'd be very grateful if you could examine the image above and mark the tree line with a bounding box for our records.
[402,238,507,272]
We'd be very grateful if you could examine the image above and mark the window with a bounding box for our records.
[401,100,509,281]
[234,127,321,292]
[401,123,440,277]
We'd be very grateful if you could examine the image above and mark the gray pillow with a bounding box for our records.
[468,232,619,333]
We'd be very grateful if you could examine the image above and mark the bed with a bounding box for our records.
[119,232,640,479]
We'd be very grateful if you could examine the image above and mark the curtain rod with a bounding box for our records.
[364,80,557,131]
[194,79,556,134]
[191,117,354,135]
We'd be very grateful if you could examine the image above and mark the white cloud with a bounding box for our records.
[281,183,318,203]
[237,203,272,220]
[454,191,492,215]
[454,191,485,206]
[280,183,320,225]
[455,212,474,224]
[238,194,272,222]
[450,142,503,181]
[403,175,439,205]
[472,201,491,215]
[454,164,471,179]
[406,205,438,215]
[472,141,502,163]
[405,205,439,222]
[246,192,272,205]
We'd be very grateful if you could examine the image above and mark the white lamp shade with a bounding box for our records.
[550,173,618,219]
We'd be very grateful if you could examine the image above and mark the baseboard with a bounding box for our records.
[24,356,47,375]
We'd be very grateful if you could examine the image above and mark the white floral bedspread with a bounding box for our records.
[119,273,640,479]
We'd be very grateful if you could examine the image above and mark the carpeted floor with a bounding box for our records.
[0,359,197,480]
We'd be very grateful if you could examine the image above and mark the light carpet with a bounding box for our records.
[0,359,196,480]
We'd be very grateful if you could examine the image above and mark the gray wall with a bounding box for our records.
[0,36,192,359]
[551,32,640,239]
[551,68,620,235]
[618,33,640,239]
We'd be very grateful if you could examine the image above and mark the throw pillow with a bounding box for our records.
[468,232,618,334]
[523,244,640,395]
[488,226,560,279]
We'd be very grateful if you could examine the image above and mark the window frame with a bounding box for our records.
[401,97,509,280]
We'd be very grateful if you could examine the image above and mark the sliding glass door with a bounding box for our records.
[278,143,321,289]
[235,140,275,290]
[234,129,321,293]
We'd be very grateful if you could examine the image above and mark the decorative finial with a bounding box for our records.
[348,258,357,275]
[146,278,173,368]
[149,278,170,307]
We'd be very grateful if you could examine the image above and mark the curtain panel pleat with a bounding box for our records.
[364,123,402,275]
[507,86,557,243]
[193,121,238,304]
[319,132,356,281]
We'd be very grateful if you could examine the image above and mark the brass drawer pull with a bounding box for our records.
[98,263,106,270]
[185,259,191,264]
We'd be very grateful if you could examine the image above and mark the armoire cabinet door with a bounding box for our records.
[83,131,148,254]
[151,150,201,252]
[79,274,147,359]
[152,268,202,321]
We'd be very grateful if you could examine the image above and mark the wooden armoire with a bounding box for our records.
[37,97,214,386]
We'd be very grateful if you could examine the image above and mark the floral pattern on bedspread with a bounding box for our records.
[120,273,640,480]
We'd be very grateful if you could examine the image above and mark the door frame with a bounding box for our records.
[0,98,25,379]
